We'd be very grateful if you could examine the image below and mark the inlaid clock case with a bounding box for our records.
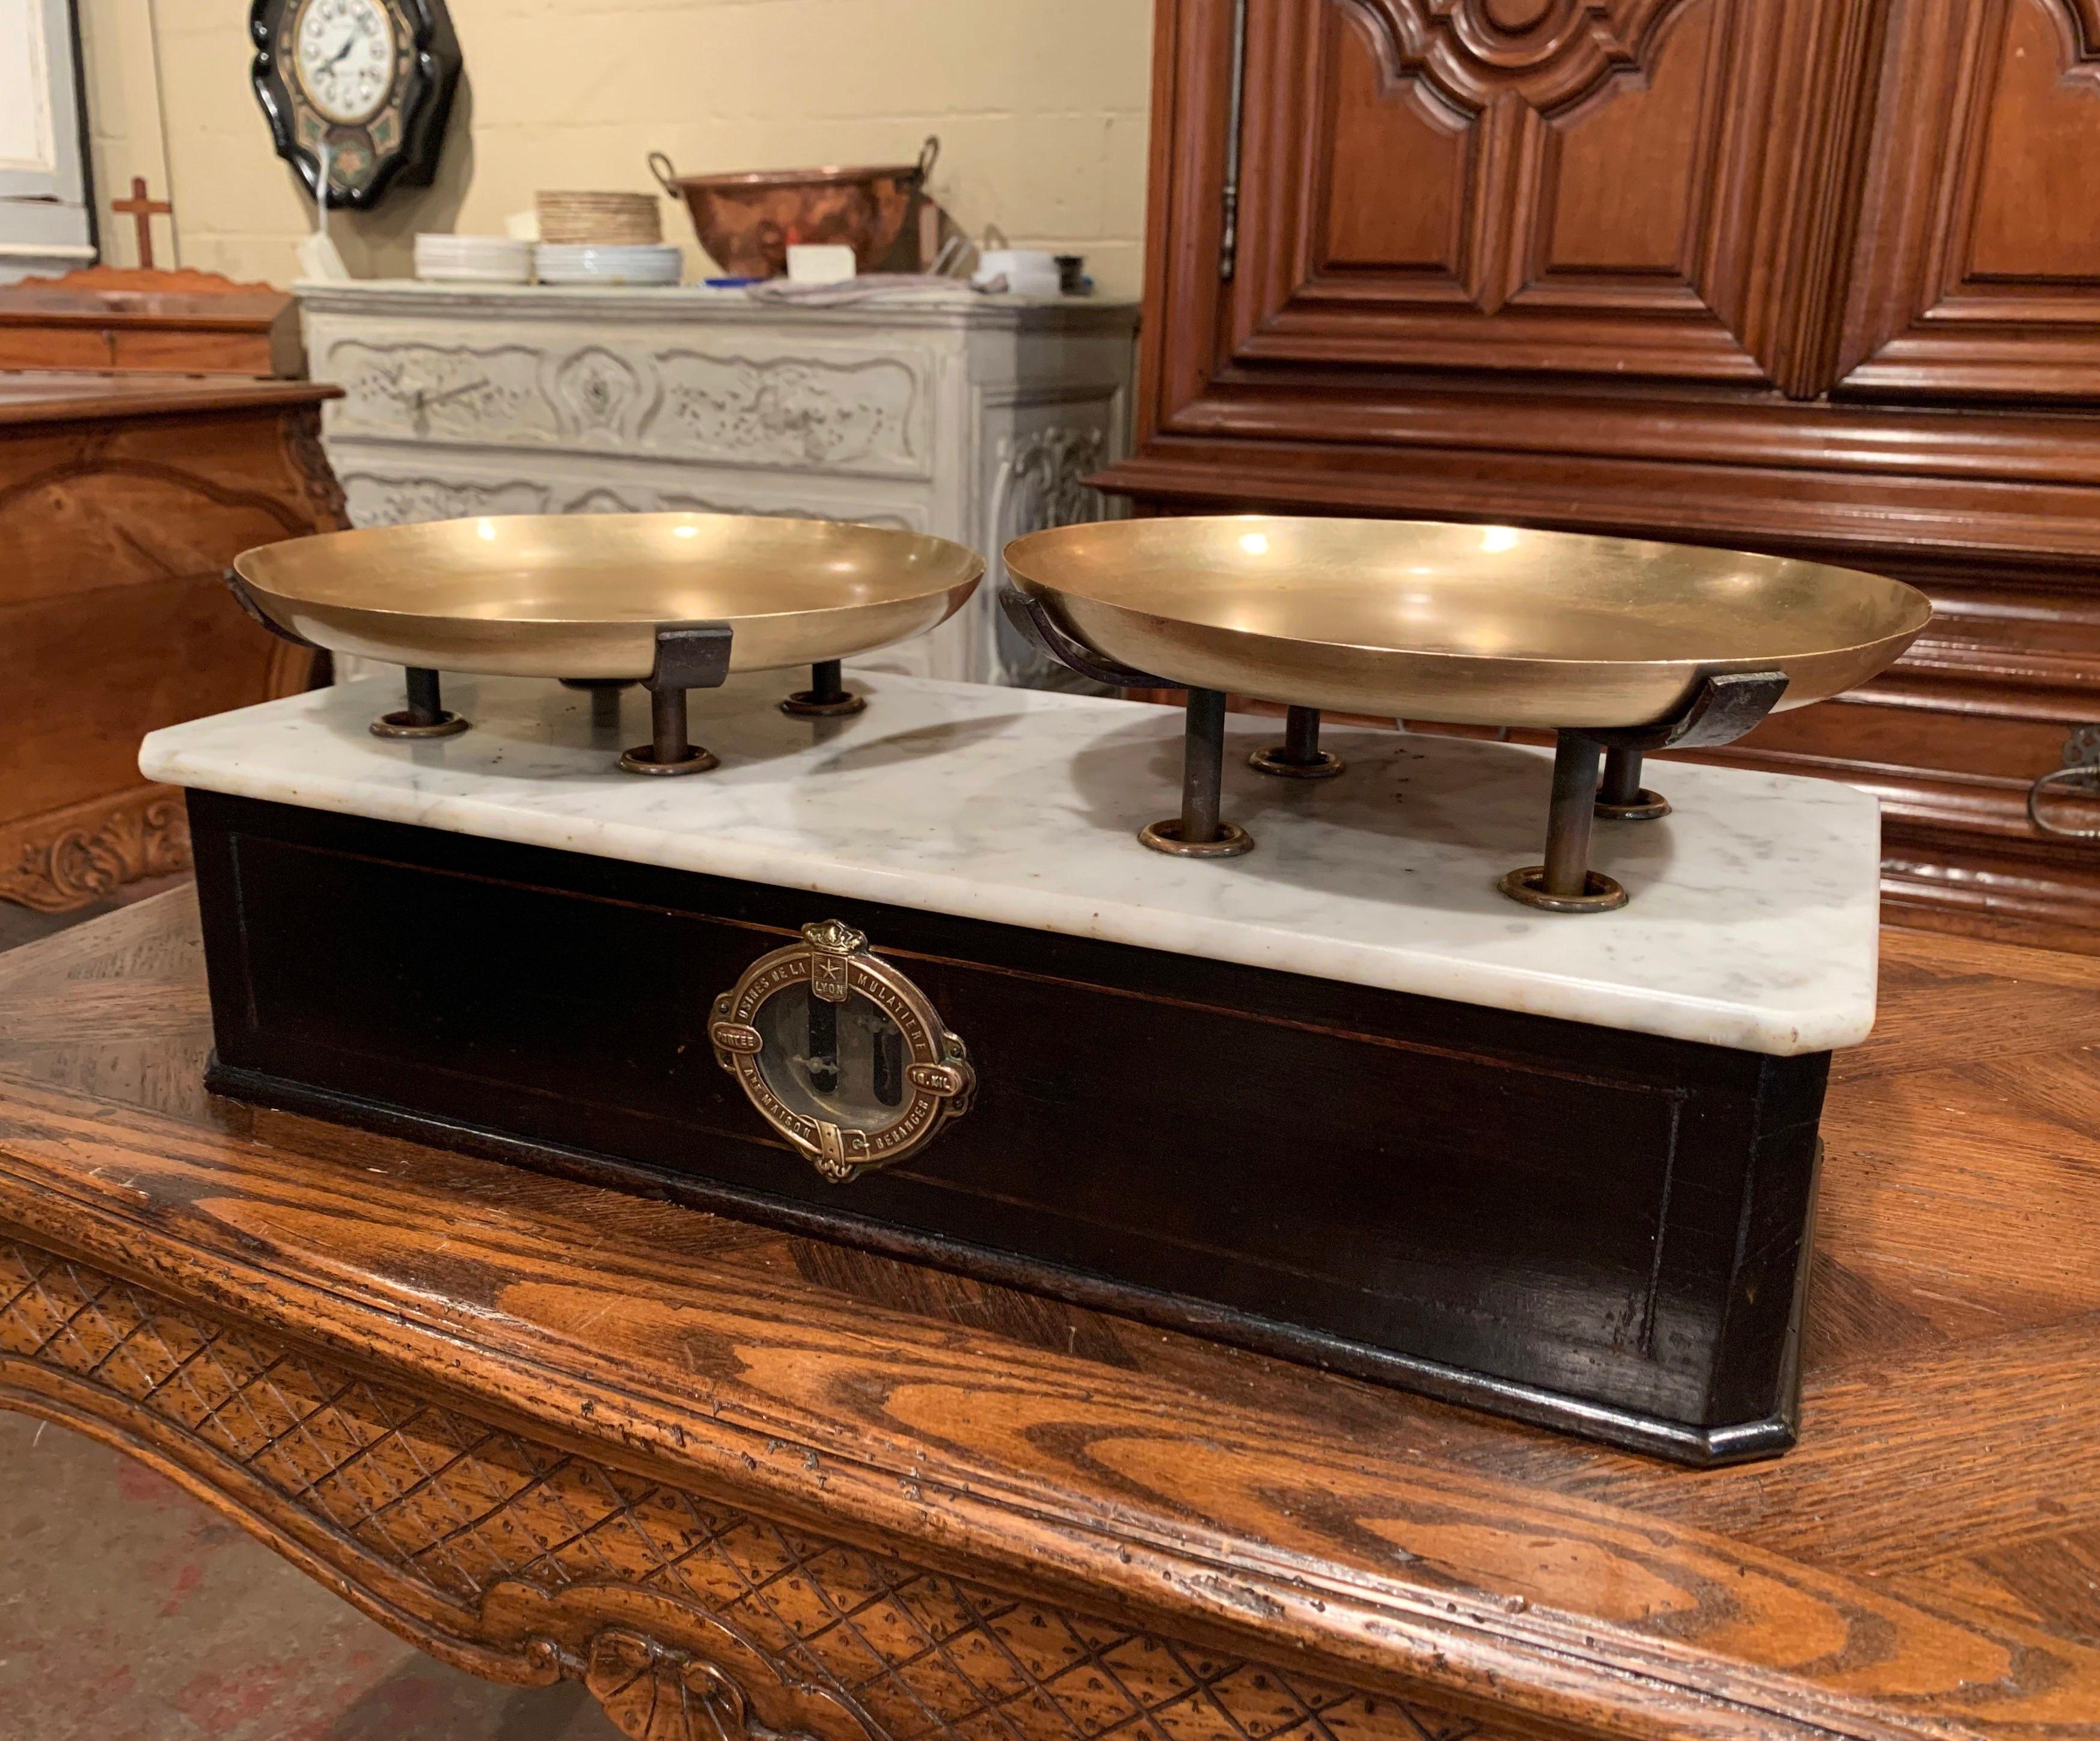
[249,0,460,210]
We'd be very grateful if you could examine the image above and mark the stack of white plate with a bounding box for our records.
[413,233,535,284]
[534,242,682,286]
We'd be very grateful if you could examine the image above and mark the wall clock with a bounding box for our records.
[249,0,460,210]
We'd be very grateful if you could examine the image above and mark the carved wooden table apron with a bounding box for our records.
[0,892,2095,1741]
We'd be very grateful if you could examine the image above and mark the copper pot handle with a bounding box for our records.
[646,151,680,195]
[910,135,940,185]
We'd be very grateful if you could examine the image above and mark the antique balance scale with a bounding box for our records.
[148,510,1929,1464]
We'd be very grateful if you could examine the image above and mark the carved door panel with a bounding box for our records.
[1838,0,2100,398]
[1151,0,1879,445]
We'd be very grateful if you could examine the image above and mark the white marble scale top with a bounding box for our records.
[141,672,1881,1056]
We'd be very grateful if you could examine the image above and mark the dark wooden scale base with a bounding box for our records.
[189,788,1826,1466]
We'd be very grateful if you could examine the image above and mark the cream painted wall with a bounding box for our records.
[75,0,176,269]
[91,0,1154,295]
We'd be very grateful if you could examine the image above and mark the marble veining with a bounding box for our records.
[140,673,1882,1055]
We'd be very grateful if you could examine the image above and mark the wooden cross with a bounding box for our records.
[111,177,173,270]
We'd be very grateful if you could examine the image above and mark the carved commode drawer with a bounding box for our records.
[320,331,935,479]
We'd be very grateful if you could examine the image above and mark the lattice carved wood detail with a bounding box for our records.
[0,1240,1506,1741]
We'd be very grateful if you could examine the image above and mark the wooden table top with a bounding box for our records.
[0,890,2093,1740]
[0,371,337,426]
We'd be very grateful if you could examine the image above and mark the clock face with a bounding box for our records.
[293,0,397,124]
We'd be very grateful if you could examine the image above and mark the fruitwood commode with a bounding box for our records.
[2,886,2098,1740]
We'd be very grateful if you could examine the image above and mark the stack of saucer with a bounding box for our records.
[536,191,663,246]
[534,242,682,285]
[413,233,534,284]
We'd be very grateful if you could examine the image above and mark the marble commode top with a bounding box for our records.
[140,672,1881,1056]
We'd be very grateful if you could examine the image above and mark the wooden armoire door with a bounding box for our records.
[1105,0,2100,952]
[1211,0,1873,400]
[1840,0,2100,398]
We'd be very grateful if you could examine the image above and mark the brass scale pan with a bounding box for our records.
[231,514,985,774]
[1002,516,1931,913]
[233,512,1929,911]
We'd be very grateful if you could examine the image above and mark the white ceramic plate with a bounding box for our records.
[536,269,682,285]
[533,242,681,284]
[415,234,532,257]
[415,263,534,284]
[535,243,679,262]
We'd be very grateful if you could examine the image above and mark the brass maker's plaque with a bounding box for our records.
[710,920,973,1183]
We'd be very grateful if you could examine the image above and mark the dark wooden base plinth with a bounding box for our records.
[187,789,1830,1464]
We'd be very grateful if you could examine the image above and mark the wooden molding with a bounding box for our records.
[1093,435,2100,566]
[0,787,189,913]
[1339,0,1694,116]
[7,265,284,299]
[0,376,335,430]
[282,402,350,530]
[1879,825,2100,952]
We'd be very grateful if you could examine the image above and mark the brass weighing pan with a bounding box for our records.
[1003,516,1932,913]
[231,513,984,774]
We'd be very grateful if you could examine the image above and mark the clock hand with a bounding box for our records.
[311,17,362,75]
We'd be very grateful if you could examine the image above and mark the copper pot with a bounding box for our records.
[648,137,937,278]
